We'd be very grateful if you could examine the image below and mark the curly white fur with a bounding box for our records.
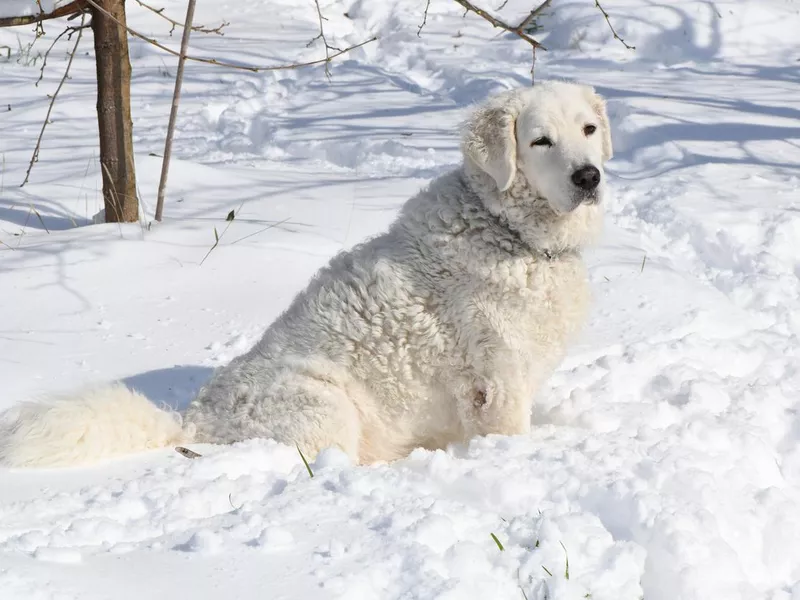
[0,81,613,467]
[0,385,189,467]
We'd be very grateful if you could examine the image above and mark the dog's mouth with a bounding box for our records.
[577,189,600,206]
[534,186,603,216]
[554,193,598,214]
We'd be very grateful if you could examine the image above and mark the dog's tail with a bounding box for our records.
[0,384,193,468]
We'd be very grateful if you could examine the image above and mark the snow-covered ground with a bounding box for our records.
[1,0,799,598]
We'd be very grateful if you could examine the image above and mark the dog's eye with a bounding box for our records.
[583,124,597,136]
[530,136,553,147]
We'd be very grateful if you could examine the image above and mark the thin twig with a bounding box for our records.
[84,0,376,74]
[15,206,33,246]
[307,0,342,80]
[199,202,244,265]
[36,22,91,87]
[28,205,50,233]
[418,0,432,36]
[155,0,196,222]
[452,0,546,50]
[175,446,202,459]
[594,0,635,50]
[133,0,228,36]
[229,217,292,245]
[21,13,85,187]
[518,0,551,31]
[35,0,47,37]
[36,28,70,86]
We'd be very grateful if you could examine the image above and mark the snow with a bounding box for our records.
[1,0,800,598]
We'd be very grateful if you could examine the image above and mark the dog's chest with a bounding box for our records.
[479,255,589,348]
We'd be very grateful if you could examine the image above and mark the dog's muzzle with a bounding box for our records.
[569,165,602,208]
[571,165,601,191]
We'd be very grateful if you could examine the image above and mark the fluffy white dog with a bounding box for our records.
[0,81,612,468]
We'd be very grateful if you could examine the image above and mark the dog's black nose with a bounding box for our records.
[571,165,601,191]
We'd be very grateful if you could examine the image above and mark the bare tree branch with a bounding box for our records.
[517,0,551,32]
[34,0,47,37]
[21,13,86,187]
[452,0,548,83]
[418,0,432,37]
[0,1,87,28]
[594,0,635,50]
[452,0,546,50]
[307,0,342,80]
[35,27,72,85]
[84,0,376,73]
[519,0,553,85]
[133,0,228,36]
[36,21,90,86]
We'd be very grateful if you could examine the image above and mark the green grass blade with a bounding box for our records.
[490,532,504,551]
[296,444,314,478]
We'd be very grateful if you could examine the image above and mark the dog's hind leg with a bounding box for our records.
[269,376,362,462]
[189,371,363,463]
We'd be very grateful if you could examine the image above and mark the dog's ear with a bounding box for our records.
[585,87,613,162]
[461,92,523,192]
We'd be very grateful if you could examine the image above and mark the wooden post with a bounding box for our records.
[91,0,138,223]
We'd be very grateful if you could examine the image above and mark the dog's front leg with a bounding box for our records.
[458,364,535,440]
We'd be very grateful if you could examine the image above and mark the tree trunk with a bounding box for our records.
[91,0,138,223]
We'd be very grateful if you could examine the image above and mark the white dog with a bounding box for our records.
[0,81,612,468]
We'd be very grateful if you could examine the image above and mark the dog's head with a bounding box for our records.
[462,82,613,216]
